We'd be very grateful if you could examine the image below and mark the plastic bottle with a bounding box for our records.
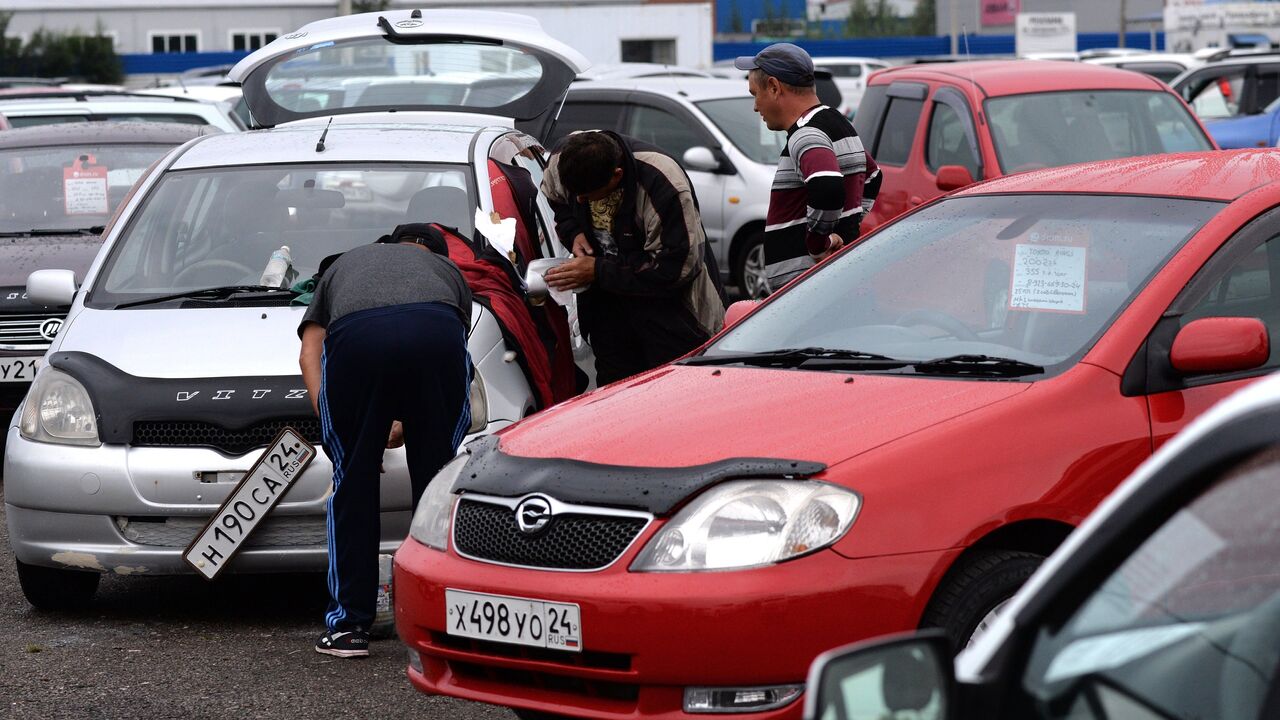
[371,553,396,638]
[259,245,295,287]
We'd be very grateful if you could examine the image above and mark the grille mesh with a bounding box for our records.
[132,417,321,455]
[116,515,326,547]
[454,499,647,571]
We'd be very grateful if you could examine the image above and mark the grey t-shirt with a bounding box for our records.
[299,243,472,336]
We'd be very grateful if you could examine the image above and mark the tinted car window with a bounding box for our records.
[874,96,923,166]
[1182,67,1248,119]
[1182,234,1280,372]
[697,97,787,164]
[853,84,888,151]
[625,105,704,164]
[1255,64,1280,114]
[546,101,623,147]
[925,101,980,178]
[1020,446,1280,720]
[1116,62,1186,84]
[818,64,862,78]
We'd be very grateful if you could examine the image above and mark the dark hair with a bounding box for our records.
[558,132,622,196]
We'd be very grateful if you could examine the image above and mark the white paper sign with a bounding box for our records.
[1010,244,1087,313]
[64,173,109,215]
[475,207,517,261]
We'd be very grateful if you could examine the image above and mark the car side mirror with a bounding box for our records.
[724,300,759,328]
[1171,316,1270,374]
[804,630,955,720]
[936,165,976,192]
[683,146,722,173]
[27,269,76,308]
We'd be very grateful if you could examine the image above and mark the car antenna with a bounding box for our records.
[665,64,688,97]
[177,74,189,95]
[315,117,334,153]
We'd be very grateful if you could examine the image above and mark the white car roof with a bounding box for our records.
[1085,53,1198,67]
[811,56,891,66]
[578,63,716,80]
[168,122,484,170]
[0,98,236,129]
[136,86,243,103]
[568,77,753,102]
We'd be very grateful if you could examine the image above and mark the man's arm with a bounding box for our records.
[789,126,846,257]
[298,322,326,417]
[590,154,707,297]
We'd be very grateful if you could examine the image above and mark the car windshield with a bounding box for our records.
[696,97,787,164]
[0,144,175,234]
[701,194,1221,378]
[89,162,473,307]
[259,37,543,115]
[985,90,1212,173]
[8,113,212,129]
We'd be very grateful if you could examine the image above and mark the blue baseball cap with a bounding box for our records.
[734,43,816,87]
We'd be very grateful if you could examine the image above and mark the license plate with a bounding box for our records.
[0,357,39,383]
[446,589,582,652]
[182,428,316,580]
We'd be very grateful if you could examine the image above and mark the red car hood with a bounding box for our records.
[499,365,1033,468]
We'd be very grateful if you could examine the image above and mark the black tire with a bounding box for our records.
[513,711,574,720]
[731,230,768,300]
[16,558,100,610]
[920,549,1043,653]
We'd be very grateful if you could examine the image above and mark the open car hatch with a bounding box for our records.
[229,9,590,128]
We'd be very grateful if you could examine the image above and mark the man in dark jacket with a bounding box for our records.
[541,130,724,385]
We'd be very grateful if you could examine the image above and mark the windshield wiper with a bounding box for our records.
[681,347,906,369]
[0,226,104,237]
[909,354,1045,378]
[114,285,296,310]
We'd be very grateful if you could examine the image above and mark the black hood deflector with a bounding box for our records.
[48,351,312,444]
[454,435,827,516]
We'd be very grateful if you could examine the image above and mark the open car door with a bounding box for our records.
[229,9,589,128]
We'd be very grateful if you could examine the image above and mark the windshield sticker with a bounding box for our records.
[1010,243,1087,313]
[64,159,109,215]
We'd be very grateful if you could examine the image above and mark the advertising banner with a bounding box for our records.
[982,0,1020,27]
[1016,12,1077,58]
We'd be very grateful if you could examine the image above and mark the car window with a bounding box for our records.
[1020,446,1280,720]
[546,101,623,147]
[854,84,888,151]
[1116,62,1186,84]
[7,115,91,128]
[625,105,704,164]
[819,64,862,78]
[1255,64,1280,115]
[704,194,1221,377]
[1183,68,1248,119]
[986,91,1211,173]
[90,162,472,306]
[874,96,924,166]
[487,132,563,261]
[696,97,787,164]
[925,101,980,179]
[1181,233,1280,372]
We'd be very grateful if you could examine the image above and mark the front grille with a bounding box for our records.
[116,515,326,547]
[132,417,321,455]
[453,498,648,571]
[0,313,58,347]
[430,632,632,671]
[449,660,640,705]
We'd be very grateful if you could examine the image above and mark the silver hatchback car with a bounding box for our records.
[4,9,588,608]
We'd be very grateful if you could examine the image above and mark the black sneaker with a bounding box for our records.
[315,629,370,658]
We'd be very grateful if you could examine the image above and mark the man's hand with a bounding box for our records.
[812,233,844,262]
[387,421,405,449]
[545,256,596,291]
[571,233,594,258]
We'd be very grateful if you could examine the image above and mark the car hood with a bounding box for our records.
[0,233,101,303]
[498,364,1032,468]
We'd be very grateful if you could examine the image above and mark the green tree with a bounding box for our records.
[845,0,874,37]
[730,0,745,33]
[911,0,936,36]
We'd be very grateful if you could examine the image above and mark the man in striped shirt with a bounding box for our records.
[736,43,882,290]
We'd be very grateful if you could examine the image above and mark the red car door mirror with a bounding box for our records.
[935,165,975,192]
[724,300,760,328]
[1171,317,1270,374]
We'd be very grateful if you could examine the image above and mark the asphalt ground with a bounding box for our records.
[0,480,518,720]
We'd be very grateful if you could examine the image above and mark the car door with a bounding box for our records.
[923,86,984,189]
[1129,207,1280,449]
[621,95,725,242]
[857,80,928,231]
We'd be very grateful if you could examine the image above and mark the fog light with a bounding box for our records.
[683,684,804,713]
[408,648,424,674]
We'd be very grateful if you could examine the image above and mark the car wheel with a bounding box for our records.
[733,231,769,300]
[16,558,100,610]
[920,549,1043,652]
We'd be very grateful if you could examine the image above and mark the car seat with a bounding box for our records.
[207,179,288,267]
[1009,99,1069,168]
[406,186,472,237]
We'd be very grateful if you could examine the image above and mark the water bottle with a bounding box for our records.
[371,553,396,638]
[259,245,294,287]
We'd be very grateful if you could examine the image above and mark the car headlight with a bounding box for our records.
[467,370,488,435]
[631,480,859,572]
[19,368,100,446]
[408,452,470,551]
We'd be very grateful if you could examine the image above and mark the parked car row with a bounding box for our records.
[4,11,1280,720]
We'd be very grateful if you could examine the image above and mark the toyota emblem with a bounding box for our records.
[39,318,62,340]
[515,496,553,535]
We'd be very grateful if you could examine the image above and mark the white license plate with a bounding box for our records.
[0,357,39,383]
[446,589,582,652]
[183,428,316,580]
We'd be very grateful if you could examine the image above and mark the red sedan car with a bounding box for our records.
[397,150,1280,719]
[856,60,1217,232]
